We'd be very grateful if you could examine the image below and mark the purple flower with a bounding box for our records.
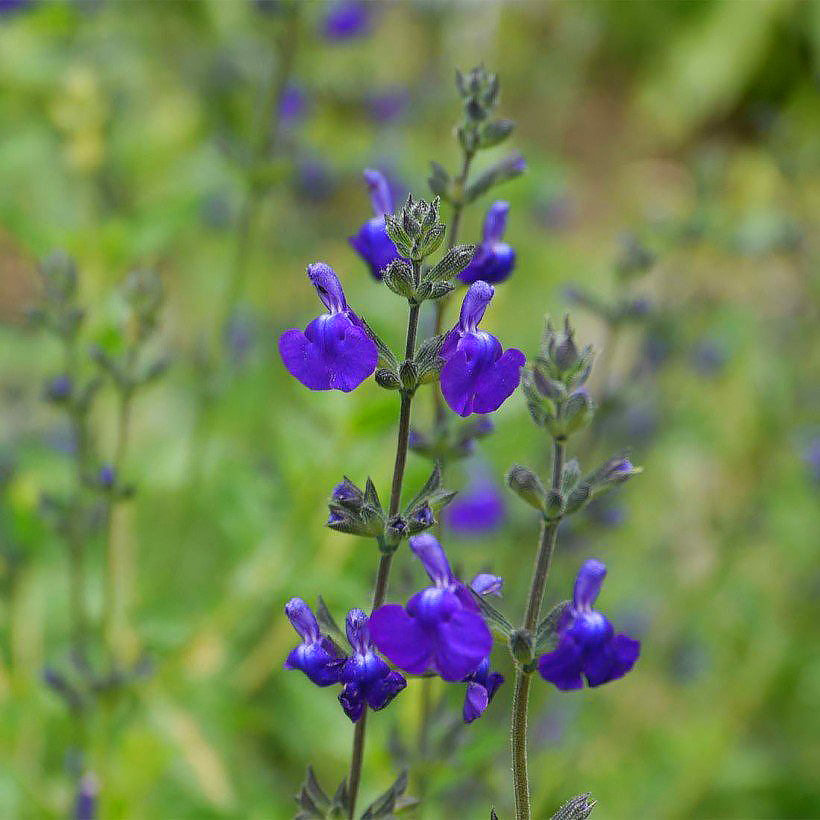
[538,560,640,691]
[337,609,406,723]
[45,374,72,404]
[74,773,98,820]
[279,84,308,127]
[283,597,343,686]
[462,657,504,723]
[458,202,516,284]
[98,465,116,490]
[321,1,372,42]
[439,282,525,417]
[348,169,406,280]
[367,89,410,125]
[369,535,494,682]
[278,263,378,391]
[445,470,505,535]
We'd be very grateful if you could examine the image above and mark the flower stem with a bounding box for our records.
[100,349,136,666]
[216,8,300,342]
[347,296,421,819]
[511,437,566,820]
[432,148,474,421]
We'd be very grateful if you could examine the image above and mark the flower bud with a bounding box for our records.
[509,628,533,666]
[545,490,564,520]
[399,360,419,391]
[506,465,546,512]
[563,388,595,435]
[375,368,401,390]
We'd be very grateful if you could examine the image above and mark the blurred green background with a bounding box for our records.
[1,1,819,818]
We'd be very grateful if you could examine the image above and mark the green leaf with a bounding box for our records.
[470,588,514,637]
[535,600,571,653]
[360,318,398,371]
[551,792,597,820]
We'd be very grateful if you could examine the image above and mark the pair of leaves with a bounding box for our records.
[295,767,418,820]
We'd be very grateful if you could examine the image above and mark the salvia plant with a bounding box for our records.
[30,253,166,816]
[279,67,643,819]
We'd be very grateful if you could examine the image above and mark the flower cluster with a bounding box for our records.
[285,535,506,725]
[538,560,640,691]
[284,598,406,723]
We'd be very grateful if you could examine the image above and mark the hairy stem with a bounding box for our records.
[511,437,566,820]
[347,294,421,819]
[432,148,474,421]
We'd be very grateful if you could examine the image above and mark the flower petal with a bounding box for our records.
[432,610,492,682]
[279,328,333,390]
[463,681,489,723]
[369,605,432,674]
[470,348,525,414]
[366,670,407,711]
[363,168,393,216]
[584,634,641,687]
[573,559,607,610]
[470,573,504,597]
[339,683,366,722]
[409,534,452,585]
[538,638,585,691]
[483,202,509,243]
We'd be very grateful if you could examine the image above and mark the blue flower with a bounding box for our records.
[321,1,373,42]
[337,609,406,723]
[278,263,378,391]
[458,202,516,284]
[440,282,525,417]
[283,598,343,686]
[445,469,505,535]
[538,560,640,691]
[462,657,504,723]
[348,169,407,280]
[369,535,496,682]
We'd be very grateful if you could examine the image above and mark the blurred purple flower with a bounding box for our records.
[278,263,377,391]
[349,169,406,280]
[803,437,820,485]
[440,281,525,417]
[279,84,308,127]
[690,339,729,377]
[462,657,504,723]
[292,158,335,203]
[337,609,406,722]
[367,89,410,125]
[370,535,496,682]
[458,202,516,285]
[538,560,640,691]
[74,773,98,820]
[283,597,343,686]
[321,1,373,42]
[445,471,505,536]
[223,311,256,364]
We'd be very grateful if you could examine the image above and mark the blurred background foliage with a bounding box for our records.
[1,1,819,818]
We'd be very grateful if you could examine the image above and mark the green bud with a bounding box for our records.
[565,483,591,515]
[506,465,546,512]
[563,389,595,435]
[545,490,564,519]
[382,259,416,300]
[399,360,419,391]
[375,368,401,390]
[509,628,533,666]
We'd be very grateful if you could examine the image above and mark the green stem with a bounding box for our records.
[100,350,136,665]
[347,295,421,820]
[511,437,565,820]
[432,148,474,422]
[216,9,300,342]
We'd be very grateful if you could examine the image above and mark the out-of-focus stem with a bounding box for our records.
[511,437,565,820]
